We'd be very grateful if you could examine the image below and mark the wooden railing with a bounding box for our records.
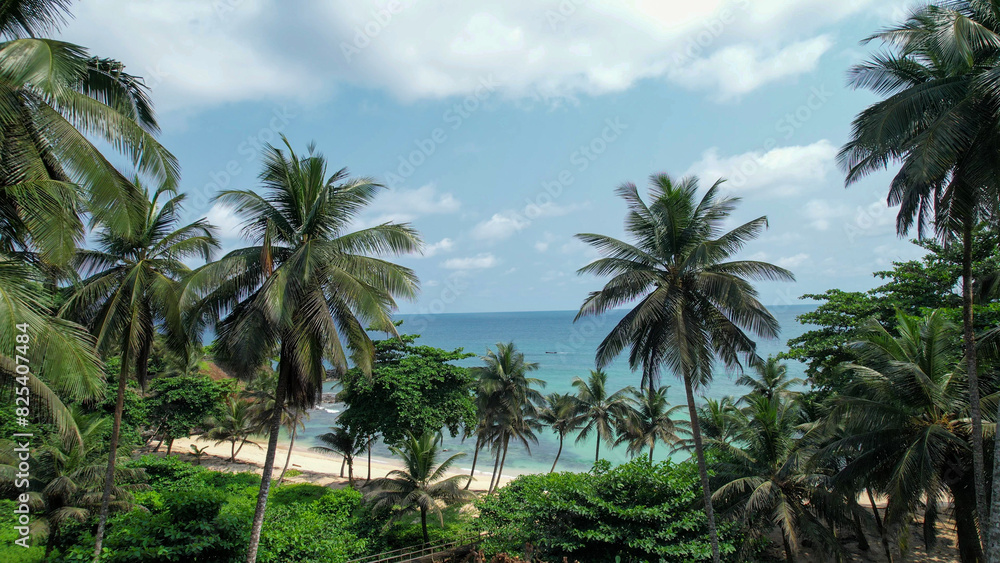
[346,533,482,563]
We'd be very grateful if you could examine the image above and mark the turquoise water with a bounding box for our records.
[298,306,816,474]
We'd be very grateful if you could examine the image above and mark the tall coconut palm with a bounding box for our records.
[617,386,688,462]
[840,5,1000,545]
[537,393,582,473]
[735,356,803,401]
[61,183,217,558]
[201,396,260,463]
[824,310,989,562]
[572,370,634,463]
[471,342,544,493]
[697,396,740,448]
[183,138,421,563]
[575,174,794,563]
[366,431,473,544]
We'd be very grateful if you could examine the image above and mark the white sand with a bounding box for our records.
[169,435,529,491]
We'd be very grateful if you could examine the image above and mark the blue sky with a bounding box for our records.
[60,0,928,314]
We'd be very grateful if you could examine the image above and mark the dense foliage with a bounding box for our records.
[338,332,476,446]
[477,458,747,562]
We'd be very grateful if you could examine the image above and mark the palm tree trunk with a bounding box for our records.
[245,344,289,563]
[683,373,721,563]
[231,440,237,463]
[595,435,600,464]
[367,437,372,482]
[852,511,870,552]
[782,531,794,563]
[46,524,60,558]
[867,489,893,563]
[93,346,131,562]
[493,437,510,494]
[961,219,988,553]
[340,456,346,477]
[550,434,564,473]
[466,435,482,489]
[234,439,247,461]
[420,506,429,545]
[649,443,655,464]
[277,425,297,486]
[487,442,503,494]
[347,456,354,487]
[166,438,174,455]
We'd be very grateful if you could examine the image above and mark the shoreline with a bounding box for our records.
[169,435,532,491]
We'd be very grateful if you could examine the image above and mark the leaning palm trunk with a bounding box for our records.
[93,347,131,561]
[487,443,503,494]
[866,489,893,563]
[494,438,510,494]
[960,221,988,546]
[466,435,482,489]
[550,434,564,473]
[277,425,298,486]
[683,373,721,563]
[245,353,289,563]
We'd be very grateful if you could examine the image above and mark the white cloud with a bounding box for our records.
[442,253,498,269]
[685,140,837,196]
[370,184,461,217]
[667,36,833,101]
[57,0,880,113]
[205,204,243,240]
[420,237,456,258]
[775,253,809,268]
[472,211,530,240]
[803,199,850,231]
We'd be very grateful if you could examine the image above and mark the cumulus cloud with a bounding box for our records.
[370,184,461,217]
[685,140,837,196]
[803,199,850,231]
[668,36,833,101]
[472,211,530,240]
[421,238,456,258]
[57,0,879,113]
[775,253,809,268]
[442,253,498,270]
[205,204,243,240]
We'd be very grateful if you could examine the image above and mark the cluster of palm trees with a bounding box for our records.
[705,312,995,563]
[463,344,690,492]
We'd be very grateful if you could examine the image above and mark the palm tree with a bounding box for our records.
[276,407,307,486]
[840,5,1000,545]
[471,342,545,494]
[61,183,218,557]
[537,393,582,473]
[697,396,740,448]
[572,370,634,463]
[575,174,794,563]
[735,356,803,401]
[0,0,179,265]
[712,393,852,562]
[183,138,421,563]
[366,431,473,544]
[2,407,145,558]
[312,424,364,487]
[201,396,260,463]
[823,310,988,562]
[617,386,688,462]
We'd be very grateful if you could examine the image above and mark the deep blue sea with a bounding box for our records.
[297,305,816,475]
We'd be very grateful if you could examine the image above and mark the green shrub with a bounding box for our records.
[477,458,749,563]
[0,499,45,562]
[271,483,330,505]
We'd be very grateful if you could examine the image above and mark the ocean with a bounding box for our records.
[297,305,817,475]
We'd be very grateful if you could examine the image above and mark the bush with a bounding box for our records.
[0,499,45,562]
[477,458,749,563]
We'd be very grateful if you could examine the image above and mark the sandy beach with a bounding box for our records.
[167,435,530,492]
